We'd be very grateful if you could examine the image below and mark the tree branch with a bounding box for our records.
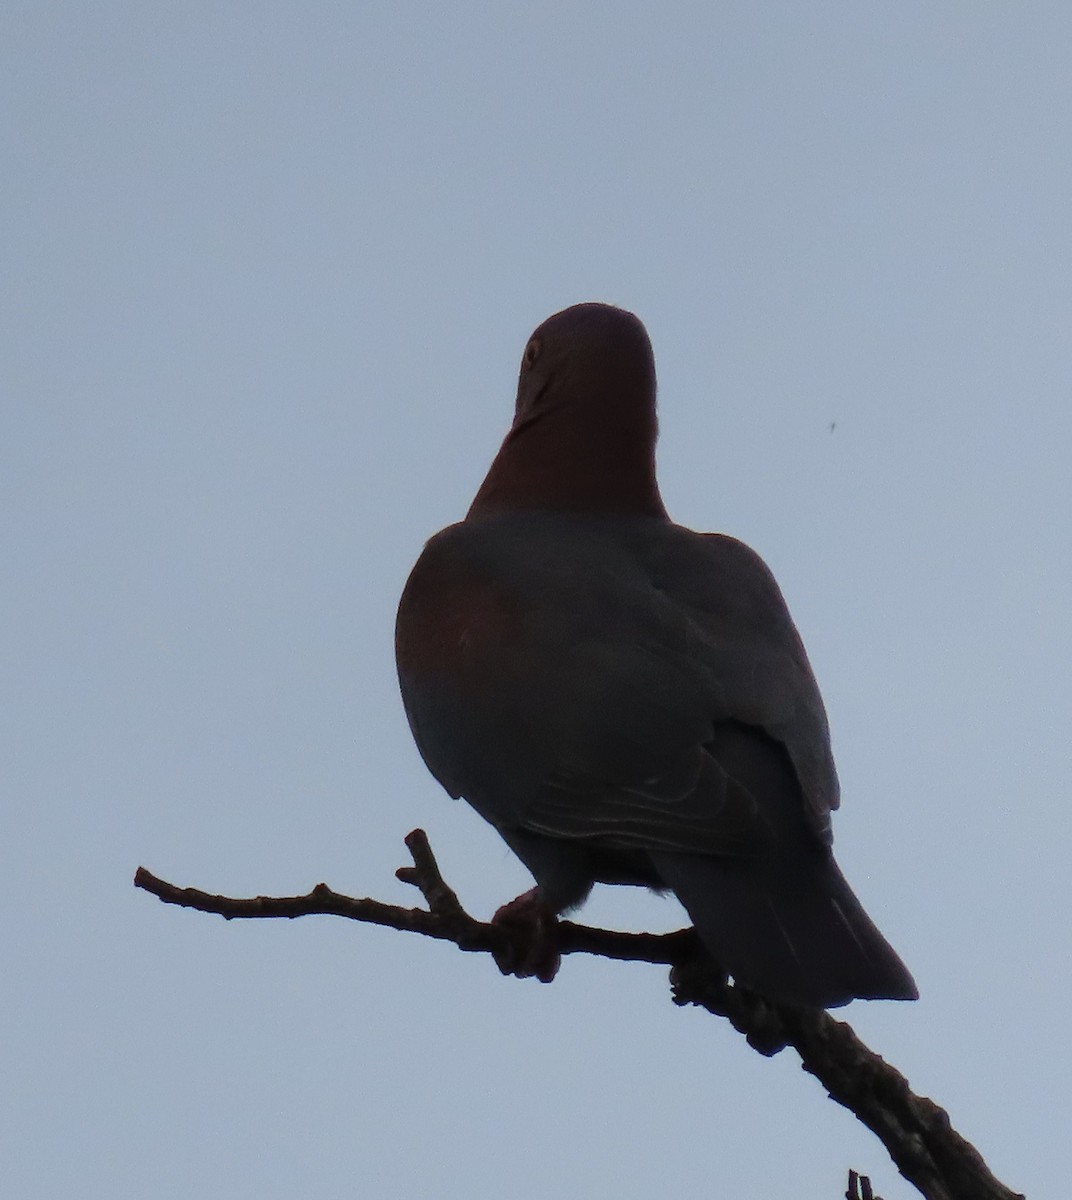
[135,829,1024,1200]
[847,1170,880,1200]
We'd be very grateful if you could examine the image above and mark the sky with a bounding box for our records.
[3,4,1069,1197]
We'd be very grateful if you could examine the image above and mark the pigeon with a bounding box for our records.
[395,302,917,1008]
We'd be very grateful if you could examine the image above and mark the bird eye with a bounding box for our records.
[522,336,541,369]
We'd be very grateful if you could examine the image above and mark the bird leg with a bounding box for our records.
[491,888,562,983]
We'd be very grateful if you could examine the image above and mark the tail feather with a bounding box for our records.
[650,847,917,1008]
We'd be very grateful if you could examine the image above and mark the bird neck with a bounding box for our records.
[467,403,667,518]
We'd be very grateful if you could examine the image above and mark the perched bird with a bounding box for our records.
[395,303,917,1008]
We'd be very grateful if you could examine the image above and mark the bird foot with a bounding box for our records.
[491,888,561,983]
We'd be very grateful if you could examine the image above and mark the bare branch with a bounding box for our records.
[135,830,1024,1200]
[847,1171,880,1200]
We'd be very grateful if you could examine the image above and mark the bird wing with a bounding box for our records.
[396,517,837,854]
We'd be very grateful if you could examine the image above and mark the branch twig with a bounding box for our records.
[135,830,1024,1200]
[847,1170,879,1200]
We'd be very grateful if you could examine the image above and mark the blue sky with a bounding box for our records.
[4,5,1069,1197]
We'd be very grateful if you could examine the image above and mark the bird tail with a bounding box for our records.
[649,848,918,1008]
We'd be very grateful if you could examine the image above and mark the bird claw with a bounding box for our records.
[491,888,561,983]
